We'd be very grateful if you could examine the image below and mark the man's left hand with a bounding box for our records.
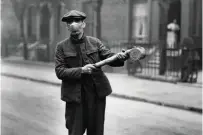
[116,50,129,61]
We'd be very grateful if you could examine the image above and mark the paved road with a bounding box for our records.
[1,76,202,135]
[1,61,202,110]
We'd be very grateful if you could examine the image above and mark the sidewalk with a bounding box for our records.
[1,57,202,114]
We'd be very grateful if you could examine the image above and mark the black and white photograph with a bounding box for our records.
[1,0,202,135]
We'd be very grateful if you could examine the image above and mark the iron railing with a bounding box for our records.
[107,41,183,82]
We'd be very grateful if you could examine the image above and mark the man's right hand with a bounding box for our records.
[81,64,96,74]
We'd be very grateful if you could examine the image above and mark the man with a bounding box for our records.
[180,37,200,82]
[55,10,128,135]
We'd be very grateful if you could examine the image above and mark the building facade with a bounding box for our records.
[15,0,202,61]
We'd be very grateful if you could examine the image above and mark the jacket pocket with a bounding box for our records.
[64,52,77,57]
[92,71,112,98]
[86,49,100,63]
[64,52,79,67]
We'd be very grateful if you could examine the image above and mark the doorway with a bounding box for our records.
[167,0,181,44]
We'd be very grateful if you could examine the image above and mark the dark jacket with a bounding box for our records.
[55,36,124,102]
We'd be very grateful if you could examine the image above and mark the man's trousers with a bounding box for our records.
[65,87,106,135]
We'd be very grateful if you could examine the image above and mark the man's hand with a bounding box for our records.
[81,64,96,74]
[116,49,129,61]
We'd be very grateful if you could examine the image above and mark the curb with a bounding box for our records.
[0,59,180,84]
[1,72,60,86]
[133,74,178,84]
[2,59,202,87]
[1,59,55,67]
[177,82,202,88]
[135,75,202,88]
[1,72,202,114]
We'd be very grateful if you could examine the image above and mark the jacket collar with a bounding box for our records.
[70,33,85,44]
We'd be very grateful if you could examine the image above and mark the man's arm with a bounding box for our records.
[55,44,82,80]
[97,39,124,67]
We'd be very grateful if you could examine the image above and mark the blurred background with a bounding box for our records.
[1,0,202,135]
[1,0,202,82]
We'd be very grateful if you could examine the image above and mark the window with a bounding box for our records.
[40,4,50,39]
[192,0,197,35]
[192,0,202,37]
[57,4,61,34]
[132,0,148,43]
[83,1,96,37]
[27,6,36,41]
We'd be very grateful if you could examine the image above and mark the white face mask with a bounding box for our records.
[67,21,86,36]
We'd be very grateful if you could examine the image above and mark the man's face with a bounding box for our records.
[66,18,85,35]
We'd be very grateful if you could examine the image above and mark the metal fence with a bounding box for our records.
[2,41,50,62]
[3,38,200,83]
[106,41,186,82]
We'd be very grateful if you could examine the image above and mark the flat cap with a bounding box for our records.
[61,10,86,22]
